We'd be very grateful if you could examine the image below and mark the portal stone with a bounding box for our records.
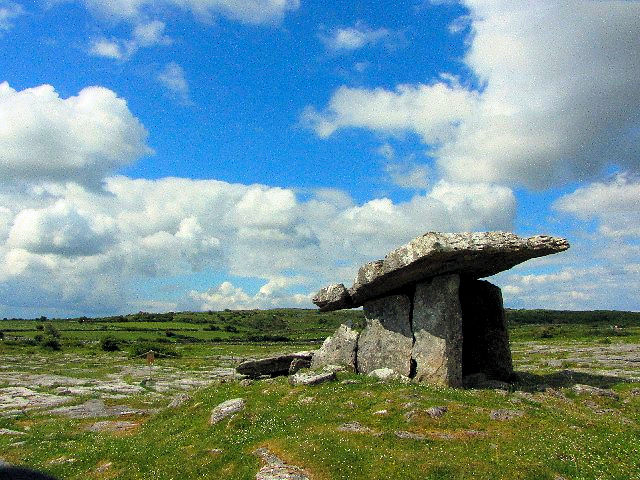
[357,294,412,376]
[460,278,513,381]
[311,324,359,372]
[411,275,463,386]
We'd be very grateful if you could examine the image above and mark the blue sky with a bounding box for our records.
[0,0,639,317]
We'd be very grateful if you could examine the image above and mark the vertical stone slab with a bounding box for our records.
[311,324,359,372]
[412,274,463,386]
[460,279,514,381]
[356,294,412,376]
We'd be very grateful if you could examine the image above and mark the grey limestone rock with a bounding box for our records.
[288,371,336,386]
[236,352,313,379]
[210,398,245,425]
[312,283,352,311]
[310,324,359,372]
[168,393,191,408]
[288,357,311,375]
[411,275,463,386]
[314,232,569,310]
[254,447,309,480]
[357,295,412,376]
[49,399,146,419]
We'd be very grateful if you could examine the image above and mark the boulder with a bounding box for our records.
[288,357,311,375]
[460,278,513,381]
[411,275,463,386]
[356,295,412,376]
[236,352,313,379]
[209,398,245,425]
[314,232,569,311]
[254,447,309,480]
[289,371,336,386]
[311,324,359,372]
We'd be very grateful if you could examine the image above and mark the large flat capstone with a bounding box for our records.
[313,232,569,311]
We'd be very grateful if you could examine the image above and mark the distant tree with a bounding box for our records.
[41,337,61,350]
[34,334,43,343]
[44,323,60,338]
[0,331,4,340]
[36,324,44,331]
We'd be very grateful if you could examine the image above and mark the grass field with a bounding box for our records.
[0,309,639,479]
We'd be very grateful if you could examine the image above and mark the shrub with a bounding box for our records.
[165,330,176,337]
[41,337,61,351]
[223,325,239,333]
[44,324,60,338]
[34,334,43,343]
[100,336,121,352]
[204,324,220,331]
[36,324,44,331]
[0,331,4,340]
[129,342,179,358]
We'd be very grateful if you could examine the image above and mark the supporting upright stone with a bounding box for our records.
[311,324,359,372]
[357,294,412,376]
[459,278,513,381]
[412,274,463,386]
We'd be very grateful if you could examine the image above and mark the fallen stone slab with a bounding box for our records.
[236,353,314,379]
[168,393,191,408]
[311,324,359,372]
[253,447,309,480]
[314,232,569,310]
[288,371,336,386]
[337,422,376,434]
[489,409,524,421]
[395,430,427,440]
[288,357,312,375]
[210,398,245,425]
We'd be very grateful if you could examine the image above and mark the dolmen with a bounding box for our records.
[312,232,569,387]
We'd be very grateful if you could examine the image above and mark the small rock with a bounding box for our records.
[86,421,138,432]
[254,447,309,480]
[395,430,427,440]
[297,396,315,405]
[337,422,374,434]
[490,409,524,421]
[404,409,417,421]
[425,406,448,418]
[208,448,223,455]
[95,462,112,473]
[210,398,246,425]
[0,428,26,436]
[368,368,407,382]
[572,384,619,399]
[239,379,253,387]
[288,371,336,387]
[168,393,191,408]
[373,409,388,416]
[340,379,359,385]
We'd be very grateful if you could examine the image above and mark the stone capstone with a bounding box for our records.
[236,352,314,379]
[310,324,359,372]
[357,295,413,376]
[313,232,569,311]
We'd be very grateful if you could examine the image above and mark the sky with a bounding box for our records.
[0,0,639,318]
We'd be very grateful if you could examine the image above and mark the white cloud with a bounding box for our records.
[157,62,190,102]
[0,82,150,185]
[80,0,299,24]
[305,1,640,189]
[385,162,430,189]
[0,176,515,316]
[321,22,391,51]
[89,20,171,60]
[0,1,23,32]
[554,174,640,238]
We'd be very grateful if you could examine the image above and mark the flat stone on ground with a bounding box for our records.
[254,448,309,480]
[289,371,336,386]
[210,398,245,425]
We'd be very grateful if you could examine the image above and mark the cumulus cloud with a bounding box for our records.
[80,0,299,24]
[305,1,640,189]
[0,82,150,186]
[554,174,640,238]
[385,162,430,190]
[89,20,171,60]
[157,62,190,103]
[0,1,23,32]
[320,22,391,52]
[0,176,515,316]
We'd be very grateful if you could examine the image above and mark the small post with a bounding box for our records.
[146,350,155,381]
